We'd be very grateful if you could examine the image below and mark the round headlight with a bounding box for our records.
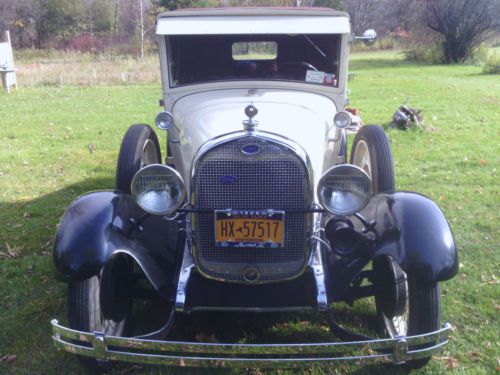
[131,164,185,215]
[334,111,352,129]
[155,111,173,130]
[318,165,372,215]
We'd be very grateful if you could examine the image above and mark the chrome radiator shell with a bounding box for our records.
[191,134,313,283]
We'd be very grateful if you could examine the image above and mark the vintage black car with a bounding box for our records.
[51,7,458,371]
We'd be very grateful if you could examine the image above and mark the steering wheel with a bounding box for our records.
[277,61,319,80]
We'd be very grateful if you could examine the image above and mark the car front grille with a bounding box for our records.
[192,136,311,284]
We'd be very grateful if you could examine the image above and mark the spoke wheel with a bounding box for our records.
[373,256,441,369]
[68,275,131,373]
[140,139,158,167]
[350,125,394,193]
[115,124,161,194]
[374,256,409,337]
[351,139,372,177]
[351,125,441,368]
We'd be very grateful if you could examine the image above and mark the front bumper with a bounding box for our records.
[51,319,451,367]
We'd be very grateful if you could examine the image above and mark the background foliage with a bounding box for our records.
[1,0,499,64]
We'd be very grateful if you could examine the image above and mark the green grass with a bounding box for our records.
[0,50,499,374]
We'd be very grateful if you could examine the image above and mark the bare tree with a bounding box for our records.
[0,0,16,32]
[346,0,378,35]
[139,0,144,58]
[114,0,119,36]
[87,0,93,36]
[426,0,500,63]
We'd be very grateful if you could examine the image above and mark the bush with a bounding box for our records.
[483,53,500,74]
[404,42,492,66]
[350,37,400,52]
[465,45,489,65]
[403,43,443,64]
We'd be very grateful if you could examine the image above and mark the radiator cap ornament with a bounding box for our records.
[243,104,259,131]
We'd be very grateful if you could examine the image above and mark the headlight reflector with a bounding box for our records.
[318,165,372,215]
[131,164,185,215]
[333,111,352,129]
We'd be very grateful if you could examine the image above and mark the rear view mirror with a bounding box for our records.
[352,29,377,45]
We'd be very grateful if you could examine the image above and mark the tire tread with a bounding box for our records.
[350,125,395,193]
[115,124,161,193]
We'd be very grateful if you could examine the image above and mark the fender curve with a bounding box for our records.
[326,192,458,301]
[53,190,179,299]
[369,192,458,281]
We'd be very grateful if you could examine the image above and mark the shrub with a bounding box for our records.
[483,53,500,74]
[465,45,489,65]
[350,37,400,52]
[403,43,443,64]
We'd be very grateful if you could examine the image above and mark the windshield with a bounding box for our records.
[167,34,341,88]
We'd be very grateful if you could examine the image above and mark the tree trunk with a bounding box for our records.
[87,0,93,36]
[139,0,144,59]
[114,0,119,37]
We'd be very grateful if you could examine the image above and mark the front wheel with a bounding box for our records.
[373,256,441,369]
[67,276,130,372]
[350,125,394,193]
[115,124,161,194]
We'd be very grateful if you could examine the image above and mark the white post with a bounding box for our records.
[0,31,17,93]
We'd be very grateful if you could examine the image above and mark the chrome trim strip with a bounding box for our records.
[51,320,452,367]
[175,243,194,312]
[186,306,312,313]
[310,213,329,311]
[311,244,328,312]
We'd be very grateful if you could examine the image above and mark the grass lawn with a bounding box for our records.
[0,51,498,374]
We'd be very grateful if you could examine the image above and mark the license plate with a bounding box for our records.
[215,210,284,248]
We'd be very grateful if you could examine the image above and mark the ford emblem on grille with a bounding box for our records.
[241,144,261,155]
[219,175,237,184]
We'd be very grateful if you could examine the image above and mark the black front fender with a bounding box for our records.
[370,192,458,281]
[53,191,179,298]
[326,192,458,300]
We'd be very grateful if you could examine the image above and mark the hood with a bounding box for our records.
[170,89,339,189]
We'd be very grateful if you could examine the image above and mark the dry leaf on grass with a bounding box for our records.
[0,242,21,259]
[480,275,499,286]
[465,351,482,361]
[0,354,17,363]
[437,355,459,369]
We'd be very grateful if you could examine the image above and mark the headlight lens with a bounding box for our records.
[318,165,372,215]
[131,164,185,215]
[333,111,352,129]
[155,111,174,130]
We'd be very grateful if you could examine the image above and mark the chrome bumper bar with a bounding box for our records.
[51,319,451,367]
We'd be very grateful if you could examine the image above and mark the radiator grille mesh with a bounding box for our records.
[193,137,311,283]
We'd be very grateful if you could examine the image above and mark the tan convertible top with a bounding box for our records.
[156,7,350,35]
[158,7,349,18]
